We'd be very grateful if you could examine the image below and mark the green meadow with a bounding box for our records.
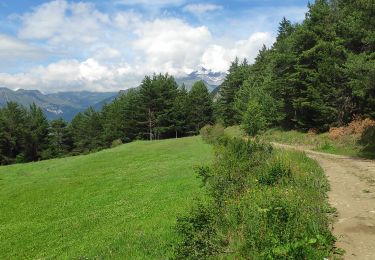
[0,137,212,259]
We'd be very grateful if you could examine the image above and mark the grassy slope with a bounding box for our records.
[0,137,212,259]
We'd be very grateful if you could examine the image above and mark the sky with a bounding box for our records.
[0,0,309,93]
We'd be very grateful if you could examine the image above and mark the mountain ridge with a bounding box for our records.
[0,67,226,121]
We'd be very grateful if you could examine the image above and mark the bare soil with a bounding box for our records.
[273,143,375,260]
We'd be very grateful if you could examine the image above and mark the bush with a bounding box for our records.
[360,125,375,154]
[200,124,225,144]
[259,158,292,186]
[111,139,123,148]
[174,201,221,259]
[242,100,267,137]
[239,188,334,259]
[174,137,335,259]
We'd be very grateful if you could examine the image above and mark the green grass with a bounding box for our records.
[174,136,336,259]
[260,128,374,159]
[0,136,212,259]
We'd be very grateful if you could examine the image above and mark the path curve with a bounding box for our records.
[273,143,375,260]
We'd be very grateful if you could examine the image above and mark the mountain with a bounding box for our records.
[0,68,225,121]
[176,67,226,91]
[0,87,117,121]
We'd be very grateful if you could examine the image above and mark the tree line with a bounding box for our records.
[215,0,374,134]
[0,76,213,165]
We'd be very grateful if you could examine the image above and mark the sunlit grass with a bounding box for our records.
[0,136,212,259]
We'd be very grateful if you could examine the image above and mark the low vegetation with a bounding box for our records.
[261,117,375,159]
[173,127,336,259]
[0,137,212,259]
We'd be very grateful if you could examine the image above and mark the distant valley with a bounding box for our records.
[0,67,225,121]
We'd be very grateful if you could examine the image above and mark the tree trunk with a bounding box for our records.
[148,108,152,141]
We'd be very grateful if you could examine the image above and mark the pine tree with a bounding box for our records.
[139,74,179,140]
[217,58,250,126]
[188,81,214,133]
[0,102,28,164]
[171,86,189,138]
[46,118,73,158]
[24,103,49,161]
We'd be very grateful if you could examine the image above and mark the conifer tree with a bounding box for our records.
[188,81,214,133]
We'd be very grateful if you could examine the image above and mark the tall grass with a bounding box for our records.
[173,128,336,259]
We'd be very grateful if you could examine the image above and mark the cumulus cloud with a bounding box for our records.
[0,58,140,93]
[133,18,211,75]
[183,4,223,14]
[201,32,274,72]
[18,0,109,46]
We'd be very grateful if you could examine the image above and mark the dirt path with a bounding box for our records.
[273,143,375,259]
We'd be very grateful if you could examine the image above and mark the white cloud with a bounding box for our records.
[201,32,274,72]
[18,0,109,46]
[93,46,122,60]
[115,0,185,7]
[183,4,223,14]
[133,18,211,75]
[0,58,139,93]
[0,34,47,61]
[114,11,142,29]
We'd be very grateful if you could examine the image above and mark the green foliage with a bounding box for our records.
[101,89,144,143]
[111,139,123,148]
[174,201,221,259]
[199,124,225,144]
[70,107,105,153]
[220,0,374,132]
[139,74,179,140]
[242,100,267,136]
[174,137,335,259]
[0,102,50,164]
[216,58,250,126]
[359,125,375,154]
[188,81,214,134]
[258,158,292,186]
[43,118,73,158]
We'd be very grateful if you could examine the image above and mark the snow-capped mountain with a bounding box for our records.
[176,67,227,92]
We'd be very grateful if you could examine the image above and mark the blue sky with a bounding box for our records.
[0,0,309,92]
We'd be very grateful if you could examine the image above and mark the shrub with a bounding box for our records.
[347,116,375,135]
[242,100,267,137]
[111,139,123,148]
[259,158,292,186]
[329,116,375,140]
[174,201,222,259]
[239,188,334,259]
[200,124,225,144]
[359,125,375,154]
[328,127,345,140]
[174,137,335,259]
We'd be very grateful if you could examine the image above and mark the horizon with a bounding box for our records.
[0,0,308,93]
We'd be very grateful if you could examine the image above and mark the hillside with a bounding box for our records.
[0,88,117,121]
[0,137,212,259]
